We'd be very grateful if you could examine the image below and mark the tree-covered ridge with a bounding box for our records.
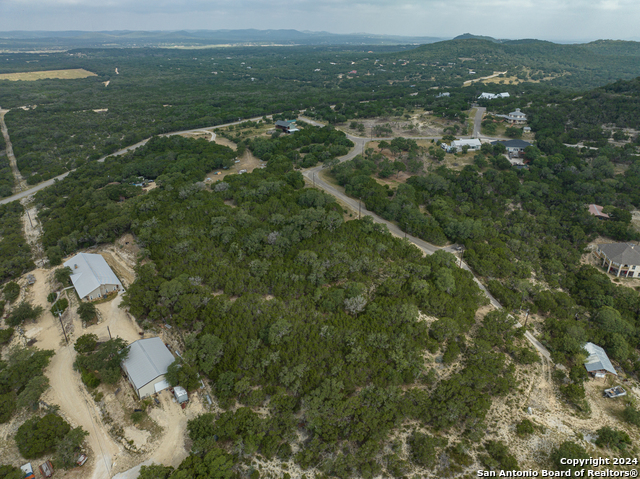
[0,202,35,282]
[407,38,640,88]
[28,134,536,476]
[35,135,236,264]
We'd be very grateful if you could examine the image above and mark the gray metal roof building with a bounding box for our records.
[584,342,617,376]
[64,253,123,300]
[122,337,176,398]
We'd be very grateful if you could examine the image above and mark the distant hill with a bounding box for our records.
[0,29,446,51]
[404,38,640,89]
[454,33,501,43]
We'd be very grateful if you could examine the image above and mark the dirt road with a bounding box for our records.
[0,109,27,192]
[45,345,121,479]
[463,70,508,86]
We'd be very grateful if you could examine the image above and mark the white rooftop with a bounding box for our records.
[63,253,123,299]
[122,337,176,390]
[452,139,481,148]
[584,342,617,376]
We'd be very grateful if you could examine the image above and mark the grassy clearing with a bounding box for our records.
[0,69,97,81]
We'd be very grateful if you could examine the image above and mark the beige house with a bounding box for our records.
[594,243,640,278]
[507,108,527,124]
[122,337,176,399]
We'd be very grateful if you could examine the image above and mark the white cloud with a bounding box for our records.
[0,0,639,40]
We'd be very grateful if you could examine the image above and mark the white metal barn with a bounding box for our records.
[122,337,176,398]
[64,253,123,301]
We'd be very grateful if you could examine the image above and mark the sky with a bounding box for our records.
[1,0,639,42]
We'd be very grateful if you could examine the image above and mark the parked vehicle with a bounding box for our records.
[604,386,627,398]
[39,461,54,478]
[77,454,88,466]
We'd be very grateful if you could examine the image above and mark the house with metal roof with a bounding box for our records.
[63,253,123,301]
[584,342,617,377]
[274,120,299,134]
[478,92,510,100]
[594,242,640,278]
[451,139,482,151]
[122,337,176,398]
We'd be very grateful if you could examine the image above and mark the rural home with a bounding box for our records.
[451,139,481,151]
[122,337,176,399]
[584,342,617,377]
[478,92,510,100]
[594,242,640,278]
[491,139,532,157]
[588,204,610,220]
[63,253,123,301]
[274,120,299,134]
[507,108,527,124]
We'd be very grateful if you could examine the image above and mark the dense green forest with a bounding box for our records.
[0,202,35,281]
[526,77,640,149]
[3,39,640,183]
[29,134,542,476]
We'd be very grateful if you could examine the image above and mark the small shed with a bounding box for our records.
[174,386,188,404]
[584,342,617,377]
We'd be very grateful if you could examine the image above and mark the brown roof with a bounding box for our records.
[588,204,609,218]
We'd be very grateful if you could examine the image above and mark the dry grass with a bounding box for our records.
[0,69,97,81]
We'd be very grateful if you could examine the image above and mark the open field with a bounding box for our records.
[0,69,97,81]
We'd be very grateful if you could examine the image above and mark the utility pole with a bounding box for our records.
[107,326,112,340]
[54,308,68,345]
[523,309,531,328]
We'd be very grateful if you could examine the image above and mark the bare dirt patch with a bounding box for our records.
[0,69,97,81]
[205,141,264,183]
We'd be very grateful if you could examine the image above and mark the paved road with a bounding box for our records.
[300,116,555,361]
[473,107,486,138]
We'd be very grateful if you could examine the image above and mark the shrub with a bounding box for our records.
[15,413,71,458]
[622,405,640,427]
[3,282,20,303]
[6,302,44,327]
[595,426,631,450]
[0,392,17,423]
[408,431,447,468]
[0,327,14,345]
[81,371,101,389]
[77,302,97,323]
[515,419,535,436]
[74,334,98,354]
[131,411,145,424]
[50,298,69,315]
[482,440,519,470]
[550,441,589,473]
